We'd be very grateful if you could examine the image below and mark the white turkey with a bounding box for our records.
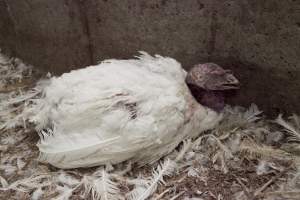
[26,52,239,169]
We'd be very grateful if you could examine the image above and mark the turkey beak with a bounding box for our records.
[222,74,240,90]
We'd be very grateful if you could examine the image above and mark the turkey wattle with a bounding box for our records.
[28,52,239,169]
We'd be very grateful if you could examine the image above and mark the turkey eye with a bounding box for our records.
[195,72,201,78]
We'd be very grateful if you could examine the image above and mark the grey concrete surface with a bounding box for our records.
[1,0,92,73]
[0,0,299,115]
[0,0,16,56]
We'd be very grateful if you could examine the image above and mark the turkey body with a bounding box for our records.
[30,52,222,169]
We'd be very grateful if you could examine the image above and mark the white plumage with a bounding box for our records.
[28,52,222,169]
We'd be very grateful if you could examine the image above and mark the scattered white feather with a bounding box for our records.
[0,54,37,131]
[31,187,44,200]
[53,185,74,200]
[0,176,8,188]
[0,174,51,192]
[56,171,80,187]
[17,158,26,170]
[275,114,300,142]
[243,104,263,122]
[80,169,122,200]
[256,160,270,175]
[0,163,18,176]
[186,167,201,177]
[176,139,192,162]
[127,159,177,200]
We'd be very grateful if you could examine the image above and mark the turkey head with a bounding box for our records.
[186,63,239,112]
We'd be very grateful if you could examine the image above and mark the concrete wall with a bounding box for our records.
[0,0,92,72]
[0,0,299,115]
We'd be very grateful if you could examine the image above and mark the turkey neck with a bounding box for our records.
[187,84,225,112]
